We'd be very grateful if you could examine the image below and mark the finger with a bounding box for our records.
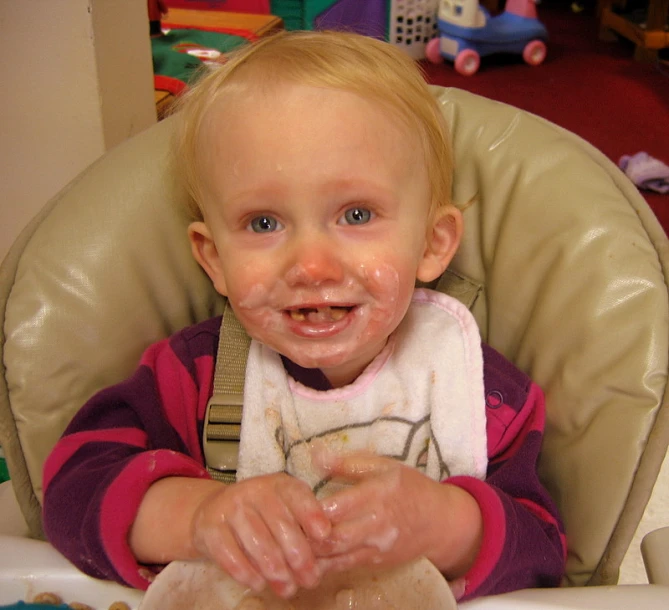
[264,512,323,589]
[315,512,399,557]
[268,578,298,599]
[229,507,296,588]
[203,525,266,593]
[316,546,379,575]
[282,480,331,542]
[319,480,379,521]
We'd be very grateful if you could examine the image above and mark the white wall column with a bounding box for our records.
[0,0,157,262]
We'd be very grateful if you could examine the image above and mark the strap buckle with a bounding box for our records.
[203,393,243,473]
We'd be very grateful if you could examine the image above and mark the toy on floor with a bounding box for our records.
[425,0,548,75]
[619,152,669,194]
[272,1,441,60]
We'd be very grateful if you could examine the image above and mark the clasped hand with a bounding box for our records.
[191,452,479,598]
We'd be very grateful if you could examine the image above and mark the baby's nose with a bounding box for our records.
[284,238,344,286]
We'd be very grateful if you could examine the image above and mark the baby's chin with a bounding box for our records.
[277,340,388,389]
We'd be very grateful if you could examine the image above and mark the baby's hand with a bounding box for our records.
[312,452,482,579]
[190,472,331,598]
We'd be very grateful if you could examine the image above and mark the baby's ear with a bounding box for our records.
[188,221,229,296]
[416,206,463,283]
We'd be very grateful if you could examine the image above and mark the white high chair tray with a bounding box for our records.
[1,534,667,609]
[0,535,143,609]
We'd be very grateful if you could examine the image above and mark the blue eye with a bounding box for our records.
[249,216,280,233]
[342,207,372,225]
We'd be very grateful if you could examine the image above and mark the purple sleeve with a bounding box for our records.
[447,345,566,601]
[42,318,221,589]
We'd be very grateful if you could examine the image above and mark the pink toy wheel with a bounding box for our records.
[425,38,444,64]
[522,40,547,66]
[454,49,480,76]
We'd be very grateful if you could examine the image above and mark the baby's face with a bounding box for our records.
[196,83,440,387]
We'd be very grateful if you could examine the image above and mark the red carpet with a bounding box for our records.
[421,1,669,234]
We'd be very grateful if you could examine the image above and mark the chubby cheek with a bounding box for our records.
[227,281,281,340]
[219,260,278,332]
[356,259,414,336]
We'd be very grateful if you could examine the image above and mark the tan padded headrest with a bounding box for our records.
[0,86,666,588]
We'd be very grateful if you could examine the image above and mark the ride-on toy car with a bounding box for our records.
[425,0,548,75]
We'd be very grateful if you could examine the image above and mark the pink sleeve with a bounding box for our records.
[99,451,210,589]
[444,380,566,600]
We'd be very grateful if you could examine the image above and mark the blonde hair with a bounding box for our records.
[172,30,454,221]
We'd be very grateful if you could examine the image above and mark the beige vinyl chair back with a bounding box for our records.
[1,87,667,588]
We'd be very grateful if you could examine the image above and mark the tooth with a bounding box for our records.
[330,307,346,321]
[290,310,306,321]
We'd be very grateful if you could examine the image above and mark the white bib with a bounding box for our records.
[237,288,487,494]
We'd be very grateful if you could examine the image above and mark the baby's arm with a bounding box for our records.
[42,340,213,590]
[43,320,331,596]
[312,452,483,580]
[129,473,330,598]
[313,375,566,601]
[445,379,566,599]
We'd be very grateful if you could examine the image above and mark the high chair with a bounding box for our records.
[0,86,668,607]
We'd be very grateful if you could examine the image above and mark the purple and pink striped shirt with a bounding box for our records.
[43,316,566,600]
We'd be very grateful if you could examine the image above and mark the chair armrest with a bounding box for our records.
[642,526,669,585]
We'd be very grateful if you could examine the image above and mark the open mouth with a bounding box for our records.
[287,305,354,323]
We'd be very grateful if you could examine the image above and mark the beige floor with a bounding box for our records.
[619,450,669,584]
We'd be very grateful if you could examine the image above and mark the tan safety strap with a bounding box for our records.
[203,300,250,483]
[433,268,483,311]
[202,270,483,481]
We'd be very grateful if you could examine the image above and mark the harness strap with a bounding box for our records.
[203,300,250,483]
[433,268,483,311]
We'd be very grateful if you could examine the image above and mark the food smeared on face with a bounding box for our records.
[195,84,435,387]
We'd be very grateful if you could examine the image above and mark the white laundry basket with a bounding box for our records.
[388,0,440,59]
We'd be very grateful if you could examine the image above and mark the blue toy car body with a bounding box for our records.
[426,0,548,75]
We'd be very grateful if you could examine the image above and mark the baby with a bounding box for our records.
[43,30,565,602]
